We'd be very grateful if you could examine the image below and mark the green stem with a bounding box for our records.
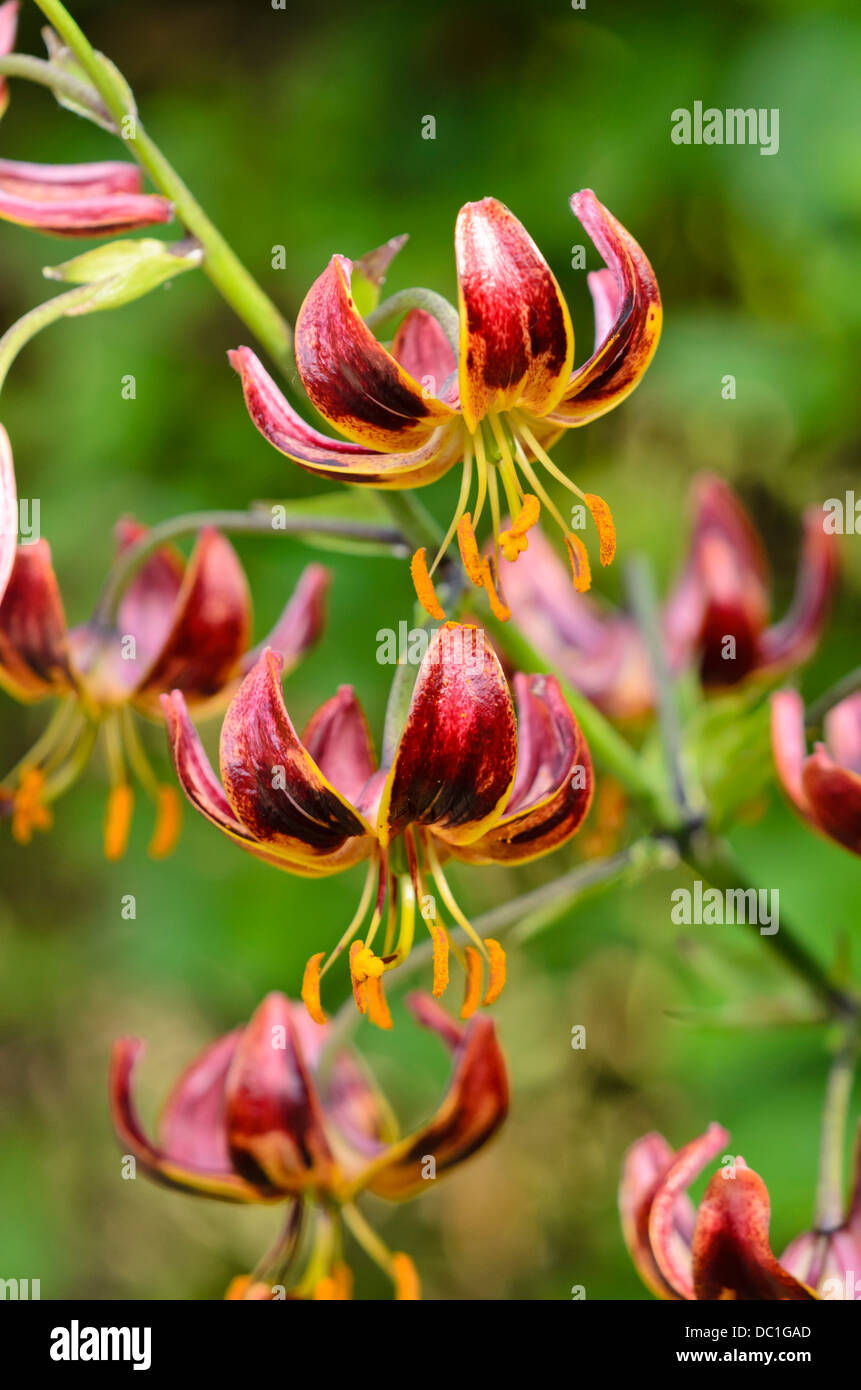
[0,52,107,114]
[92,507,406,628]
[814,1015,859,1230]
[625,553,699,826]
[376,488,443,553]
[365,288,460,354]
[0,284,103,393]
[32,0,292,374]
[806,666,861,729]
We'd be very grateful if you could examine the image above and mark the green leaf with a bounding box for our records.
[351,234,408,318]
[43,238,203,314]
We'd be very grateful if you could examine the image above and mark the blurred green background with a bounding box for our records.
[0,0,859,1299]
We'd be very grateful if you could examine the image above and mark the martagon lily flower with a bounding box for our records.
[110,989,509,1301]
[162,622,593,1027]
[620,1123,816,1300]
[771,690,861,856]
[229,190,661,620]
[0,516,329,858]
[663,475,838,689]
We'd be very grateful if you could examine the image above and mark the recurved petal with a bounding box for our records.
[620,1131,693,1300]
[377,623,517,848]
[0,158,172,235]
[325,1048,399,1158]
[294,255,455,450]
[770,690,810,814]
[0,423,16,603]
[109,1037,270,1203]
[648,1123,730,1299]
[825,694,861,776]
[242,563,331,675]
[224,992,336,1193]
[455,197,574,432]
[450,672,593,865]
[692,1164,816,1300]
[131,528,251,709]
[0,3,18,120]
[801,747,861,855]
[114,518,185,668]
[663,475,770,684]
[219,650,374,868]
[229,345,461,487]
[358,993,508,1201]
[758,510,839,676]
[0,539,76,700]
[300,685,377,804]
[161,688,340,875]
[392,308,458,403]
[547,190,661,428]
[158,1029,242,1171]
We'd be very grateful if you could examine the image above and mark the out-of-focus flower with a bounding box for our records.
[664,475,838,689]
[771,690,861,855]
[111,989,508,1301]
[500,475,838,718]
[0,423,15,603]
[230,190,661,619]
[780,1120,861,1300]
[0,158,173,236]
[500,525,652,720]
[0,1,18,120]
[0,516,328,858]
[620,1123,815,1300]
[163,622,593,1026]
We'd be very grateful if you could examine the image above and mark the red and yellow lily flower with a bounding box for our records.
[0,517,328,858]
[110,989,509,1300]
[620,1123,816,1300]
[229,190,661,620]
[162,622,593,1026]
[663,475,838,689]
[771,690,861,856]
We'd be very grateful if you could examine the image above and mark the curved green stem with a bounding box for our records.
[365,287,460,354]
[92,507,407,628]
[0,284,103,394]
[814,1014,859,1230]
[0,52,107,114]
[32,0,292,374]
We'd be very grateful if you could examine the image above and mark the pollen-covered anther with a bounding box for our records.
[11,768,53,845]
[564,533,592,593]
[391,1252,421,1301]
[301,952,328,1025]
[428,919,450,997]
[480,554,511,621]
[461,945,484,1019]
[148,784,181,859]
[584,493,616,567]
[314,1262,354,1300]
[456,513,484,585]
[498,494,540,563]
[410,547,445,620]
[350,945,392,1029]
[482,937,506,1006]
[103,783,134,861]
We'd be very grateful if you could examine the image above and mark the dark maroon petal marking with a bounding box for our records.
[455,197,573,431]
[294,255,455,449]
[0,539,75,699]
[378,623,517,846]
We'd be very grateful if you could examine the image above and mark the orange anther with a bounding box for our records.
[564,533,592,593]
[410,547,445,620]
[148,784,181,859]
[457,513,484,585]
[103,783,134,861]
[301,952,328,1025]
[482,937,506,1006]
[460,945,483,1019]
[391,1252,421,1301]
[584,493,616,567]
[480,555,511,622]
